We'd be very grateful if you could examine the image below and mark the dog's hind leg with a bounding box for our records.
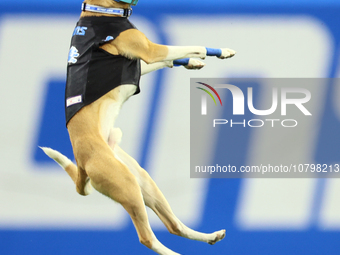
[108,128,226,245]
[80,142,180,255]
[76,166,92,196]
[40,147,92,196]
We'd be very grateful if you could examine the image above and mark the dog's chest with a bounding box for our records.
[119,84,137,102]
[99,84,136,140]
[105,84,137,103]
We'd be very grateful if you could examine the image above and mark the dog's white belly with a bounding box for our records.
[100,84,137,141]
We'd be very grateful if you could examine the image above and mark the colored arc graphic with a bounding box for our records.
[196,82,223,106]
[196,87,217,105]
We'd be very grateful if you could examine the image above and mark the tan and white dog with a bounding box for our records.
[41,0,236,254]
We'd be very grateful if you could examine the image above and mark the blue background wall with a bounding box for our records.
[0,0,340,254]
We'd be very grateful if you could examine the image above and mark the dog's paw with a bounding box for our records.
[207,229,226,245]
[219,48,236,59]
[184,59,205,70]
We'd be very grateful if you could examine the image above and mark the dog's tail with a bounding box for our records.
[39,146,73,169]
[39,147,92,195]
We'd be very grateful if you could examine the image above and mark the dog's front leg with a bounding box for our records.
[141,60,173,75]
[112,29,236,64]
[141,58,205,75]
[173,58,206,69]
[164,46,234,61]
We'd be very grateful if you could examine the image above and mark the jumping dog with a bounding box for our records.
[41,0,236,254]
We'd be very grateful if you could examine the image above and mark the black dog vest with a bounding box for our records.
[65,16,141,124]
